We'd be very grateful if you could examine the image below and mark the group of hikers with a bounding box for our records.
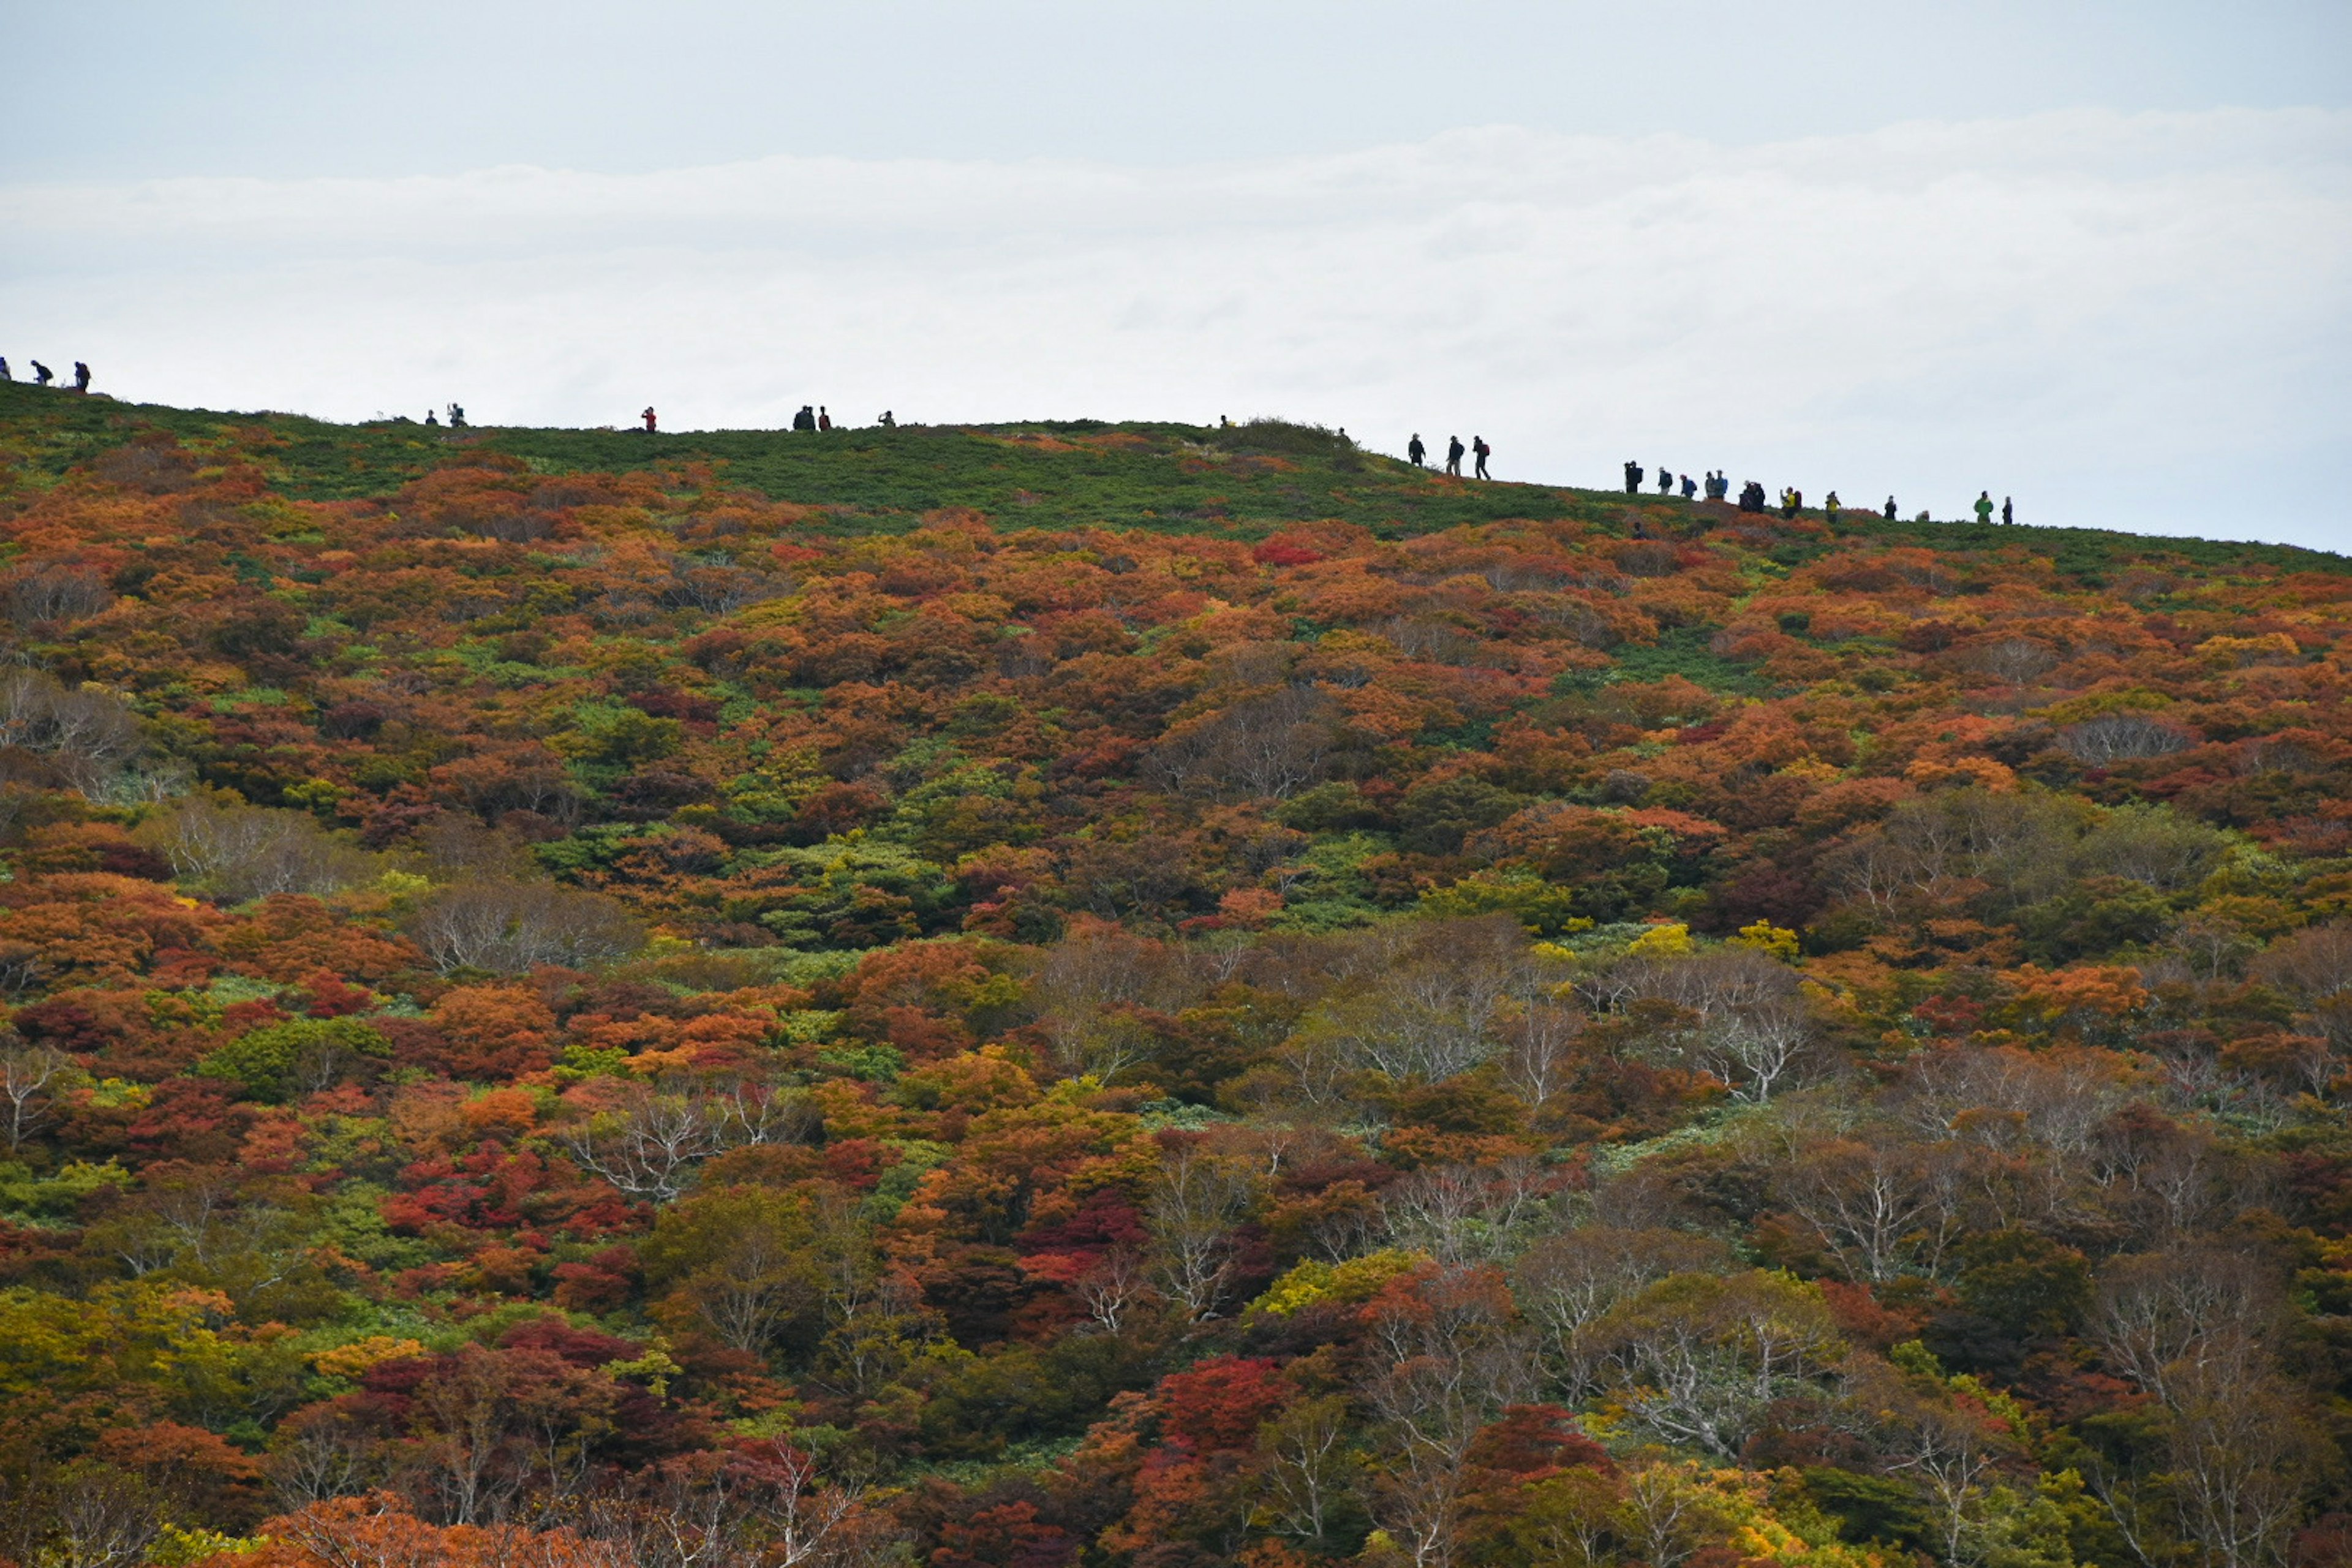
[1,357,92,393]
[1406,432,1493,480]
[631,405,900,435]
[422,402,466,428]
[1621,459,2015,527]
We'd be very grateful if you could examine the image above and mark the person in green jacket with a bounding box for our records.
[1974,491,1995,524]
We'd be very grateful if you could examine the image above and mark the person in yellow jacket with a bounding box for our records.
[1973,491,1995,524]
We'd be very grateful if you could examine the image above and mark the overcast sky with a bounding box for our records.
[3,2,2348,549]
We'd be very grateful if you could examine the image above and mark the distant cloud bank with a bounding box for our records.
[5,110,2346,546]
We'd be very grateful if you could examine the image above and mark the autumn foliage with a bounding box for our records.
[2,386,2351,1567]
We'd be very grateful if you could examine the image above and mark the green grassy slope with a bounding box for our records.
[1,383,2342,575]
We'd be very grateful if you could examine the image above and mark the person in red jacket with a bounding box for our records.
[641,407,657,433]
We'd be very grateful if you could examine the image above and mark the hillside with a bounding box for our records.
[2,382,2351,1568]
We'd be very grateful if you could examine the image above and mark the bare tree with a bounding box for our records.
[0,669,146,791]
[6,564,112,630]
[1360,1267,1537,1568]
[1513,1227,1729,1401]
[0,1041,74,1152]
[410,880,645,973]
[1382,1159,1551,1266]
[1254,1393,1359,1551]
[1146,1139,1257,1320]
[1774,1133,1973,1283]
[559,1080,807,1203]
[1150,684,1341,801]
[1589,1270,1841,1458]
[2062,712,2194,764]
[147,794,372,902]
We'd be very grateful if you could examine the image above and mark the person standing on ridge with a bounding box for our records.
[1884,496,1898,519]
[1472,435,1491,479]
[1446,435,1465,476]
[424,408,439,426]
[642,407,658,434]
[72,362,90,393]
[818,407,832,432]
[880,410,895,428]
[1624,460,1643,494]
[0,357,9,382]
[1408,433,1426,468]
[1825,491,1841,524]
[1680,474,1696,499]
[30,360,53,387]
[793,405,815,431]
[447,402,466,428]
[1973,490,1995,525]
[2002,496,2015,526]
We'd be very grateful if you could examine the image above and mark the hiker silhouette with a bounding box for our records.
[1884,496,1898,519]
[425,409,439,427]
[1472,436,1490,480]
[72,362,90,393]
[1,357,12,382]
[819,407,832,432]
[1408,434,1425,467]
[1624,460,1643,494]
[642,407,658,433]
[1656,469,1672,496]
[1681,474,1697,499]
[1446,436,1464,477]
[879,410,895,428]
[1974,491,1995,524]
[2002,496,2015,526]
[30,361,53,387]
[793,405,816,432]
[447,402,466,429]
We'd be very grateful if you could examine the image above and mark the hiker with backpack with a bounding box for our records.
[1884,496,1898,519]
[72,362,90,393]
[1447,436,1465,476]
[1472,436,1491,479]
[1408,434,1426,468]
[29,361,53,387]
[1624,460,1643,494]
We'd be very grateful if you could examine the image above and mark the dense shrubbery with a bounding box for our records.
[1,385,2350,1568]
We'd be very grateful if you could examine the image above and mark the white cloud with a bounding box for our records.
[4,110,2347,548]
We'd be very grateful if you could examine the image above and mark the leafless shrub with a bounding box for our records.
[0,669,146,790]
[558,1079,813,1202]
[662,557,785,615]
[1958,638,2057,685]
[409,880,646,973]
[6,565,112,630]
[1514,1226,1730,1398]
[1374,616,1488,665]
[1,1042,75,1152]
[2061,712,2195,764]
[1149,684,1341,801]
[1614,541,1680,578]
[92,438,198,494]
[144,795,372,902]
